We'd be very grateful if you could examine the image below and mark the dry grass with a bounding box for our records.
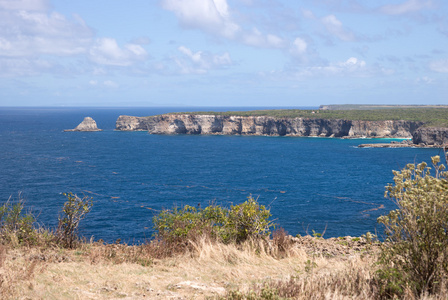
[0,235,384,300]
[1,235,447,299]
[224,254,378,299]
[0,245,48,299]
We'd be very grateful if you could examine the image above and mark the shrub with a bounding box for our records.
[377,156,448,297]
[0,195,36,246]
[152,196,274,253]
[226,197,273,243]
[56,193,93,248]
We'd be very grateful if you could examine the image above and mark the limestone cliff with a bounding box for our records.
[115,115,149,131]
[115,114,432,139]
[413,127,448,145]
[65,117,102,132]
[348,120,423,138]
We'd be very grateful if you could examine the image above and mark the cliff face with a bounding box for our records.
[348,120,423,138]
[116,114,429,139]
[115,115,150,131]
[413,127,448,145]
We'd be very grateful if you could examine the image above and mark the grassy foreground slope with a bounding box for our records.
[168,107,448,127]
[0,235,380,299]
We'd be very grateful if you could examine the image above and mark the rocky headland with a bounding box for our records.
[116,114,421,138]
[115,113,448,146]
[412,126,448,145]
[358,127,448,148]
[65,117,102,132]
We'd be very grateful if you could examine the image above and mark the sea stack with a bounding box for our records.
[65,117,102,132]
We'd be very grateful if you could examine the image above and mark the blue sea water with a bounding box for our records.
[0,107,444,243]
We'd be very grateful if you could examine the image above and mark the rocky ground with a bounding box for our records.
[358,139,445,148]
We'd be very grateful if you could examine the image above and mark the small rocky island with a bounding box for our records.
[65,117,102,132]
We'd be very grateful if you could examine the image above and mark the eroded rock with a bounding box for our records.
[413,127,448,146]
[115,114,448,146]
[65,117,102,132]
[116,114,419,138]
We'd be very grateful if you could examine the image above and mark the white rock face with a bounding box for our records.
[114,115,147,131]
[65,117,102,132]
[115,114,426,139]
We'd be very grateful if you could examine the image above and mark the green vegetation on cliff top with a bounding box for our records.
[168,107,448,127]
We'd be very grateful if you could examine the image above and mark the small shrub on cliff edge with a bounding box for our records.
[226,196,273,243]
[152,196,274,253]
[56,193,93,248]
[0,194,36,246]
[377,156,448,297]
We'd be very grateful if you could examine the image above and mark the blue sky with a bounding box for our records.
[0,0,447,107]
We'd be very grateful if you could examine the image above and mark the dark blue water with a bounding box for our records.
[0,107,443,243]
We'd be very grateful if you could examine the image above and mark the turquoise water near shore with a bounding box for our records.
[0,107,444,243]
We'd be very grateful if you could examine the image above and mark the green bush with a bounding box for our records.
[56,193,93,248]
[226,197,273,243]
[377,156,448,297]
[153,196,274,248]
[0,192,93,248]
[0,195,36,246]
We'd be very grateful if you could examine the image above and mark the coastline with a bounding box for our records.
[115,113,448,147]
[357,143,442,148]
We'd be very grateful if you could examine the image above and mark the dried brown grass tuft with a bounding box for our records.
[224,254,378,300]
[0,245,47,299]
[80,241,153,266]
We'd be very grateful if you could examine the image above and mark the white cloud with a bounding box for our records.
[266,34,285,48]
[321,14,355,42]
[341,57,366,68]
[175,45,232,74]
[213,52,232,65]
[379,0,433,15]
[0,0,49,11]
[89,38,148,66]
[429,59,448,73]
[262,56,370,82]
[0,3,151,76]
[241,28,285,48]
[241,29,262,47]
[162,0,240,39]
[88,80,119,88]
[291,37,308,55]
[300,57,367,78]
[0,9,93,57]
[103,80,119,88]
[162,0,290,49]
[0,57,53,77]
[178,46,203,63]
[302,9,316,20]
[415,76,434,84]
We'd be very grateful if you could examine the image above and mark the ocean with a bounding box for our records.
[0,107,443,243]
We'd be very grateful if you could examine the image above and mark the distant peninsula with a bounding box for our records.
[115,106,448,147]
